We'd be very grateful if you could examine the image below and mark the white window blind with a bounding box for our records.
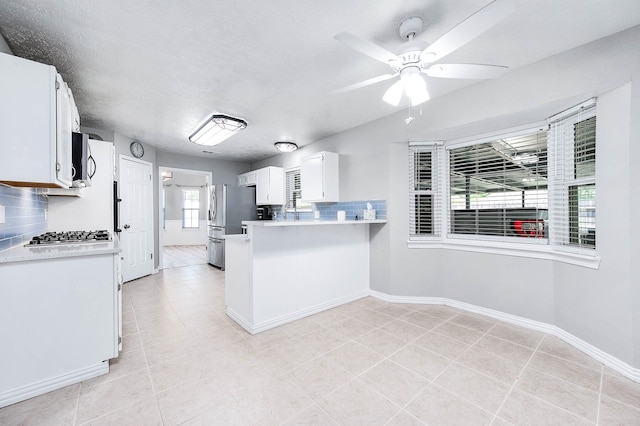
[448,130,548,240]
[548,99,596,250]
[285,168,311,211]
[182,188,200,228]
[409,144,441,238]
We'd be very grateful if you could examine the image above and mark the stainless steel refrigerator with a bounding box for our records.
[208,184,257,270]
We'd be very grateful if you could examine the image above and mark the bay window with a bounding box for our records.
[408,98,598,265]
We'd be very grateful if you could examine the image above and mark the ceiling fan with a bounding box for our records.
[333,0,515,107]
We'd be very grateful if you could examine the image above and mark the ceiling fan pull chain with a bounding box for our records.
[406,103,415,125]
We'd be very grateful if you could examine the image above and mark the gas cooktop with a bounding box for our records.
[26,230,111,246]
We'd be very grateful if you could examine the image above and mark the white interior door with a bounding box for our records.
[119,156,153,282]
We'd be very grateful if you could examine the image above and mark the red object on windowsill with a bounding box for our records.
[513,219,545,238]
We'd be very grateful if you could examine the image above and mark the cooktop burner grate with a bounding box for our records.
[26,230,111,246]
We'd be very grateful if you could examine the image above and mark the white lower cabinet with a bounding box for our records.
[0,252,120,408]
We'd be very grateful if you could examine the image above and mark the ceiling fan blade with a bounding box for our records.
[422,0,515,63]
[424,63,508,79]
[331,73,396,95]
[335,32,399,65]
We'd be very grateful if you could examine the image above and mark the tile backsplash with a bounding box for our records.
[278,199,386,221]
[0,185,48,251]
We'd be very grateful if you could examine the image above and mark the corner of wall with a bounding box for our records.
[0,33,13,55]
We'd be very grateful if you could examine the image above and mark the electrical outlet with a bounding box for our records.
[0,205,5,224]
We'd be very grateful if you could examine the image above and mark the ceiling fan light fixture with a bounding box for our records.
[383,79,404,106]
[274,141,298,152]
[189,114,247,146]
[401,67,426,95]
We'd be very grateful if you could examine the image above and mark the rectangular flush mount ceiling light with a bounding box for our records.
[188,114,247,146]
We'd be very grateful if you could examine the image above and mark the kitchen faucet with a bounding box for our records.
[283,199,299,221]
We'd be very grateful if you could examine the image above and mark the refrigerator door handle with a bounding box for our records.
[211,186,217,222]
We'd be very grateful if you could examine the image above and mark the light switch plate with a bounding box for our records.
[0,205,5,224]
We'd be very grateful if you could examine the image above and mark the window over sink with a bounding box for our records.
[285,168,312,212]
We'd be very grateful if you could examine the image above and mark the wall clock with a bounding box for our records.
[130,141,144,158]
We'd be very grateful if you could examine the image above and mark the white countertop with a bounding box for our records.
[0,239,121,264]
[223,234,249,241]
[242,219,387,227]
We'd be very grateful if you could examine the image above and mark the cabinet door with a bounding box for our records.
[301,154,324,201]
[255,168,270,204]
[55,74,73,187]
[115,254,123,353]
[238,171,257,187]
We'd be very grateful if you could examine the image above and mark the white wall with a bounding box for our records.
[162,220,207,246]
[631,71,640,368]
[254,25,640,369]
[0,34,12,55]
[156,151,250,186]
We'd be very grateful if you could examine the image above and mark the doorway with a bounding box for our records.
[158,167,212,270]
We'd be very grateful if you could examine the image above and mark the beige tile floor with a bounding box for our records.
[162,245,208,269]
[1,263,640,425]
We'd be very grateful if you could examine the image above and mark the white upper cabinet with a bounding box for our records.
[238,171,257,187]
[0,53,74,188]
[255,166,284,205]
[301,152,339,202]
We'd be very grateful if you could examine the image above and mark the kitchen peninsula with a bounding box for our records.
[224,219,386,334]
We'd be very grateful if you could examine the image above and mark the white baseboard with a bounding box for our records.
[0,362,108,408]
[227,290,370,335]
[369,290,640,383]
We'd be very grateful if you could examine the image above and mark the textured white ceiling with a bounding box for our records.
[1,1,639,162]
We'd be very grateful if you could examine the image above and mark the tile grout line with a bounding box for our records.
[74,302,154,426]
[132,297,166,426]
[426,321,499,419]
[381,318,501,423]
[595,364,604,425]
[489,334,543,425]
[284,306,431,424]
[494,336,603,425]
[71,384,81,426]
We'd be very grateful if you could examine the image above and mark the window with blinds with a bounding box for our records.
[182,188,200,228]
[448,130,548,240]
[548,99,596,250]
[409,144,441,238]
[285,168,311,211]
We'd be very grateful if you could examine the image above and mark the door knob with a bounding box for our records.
[123,224,131,229]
